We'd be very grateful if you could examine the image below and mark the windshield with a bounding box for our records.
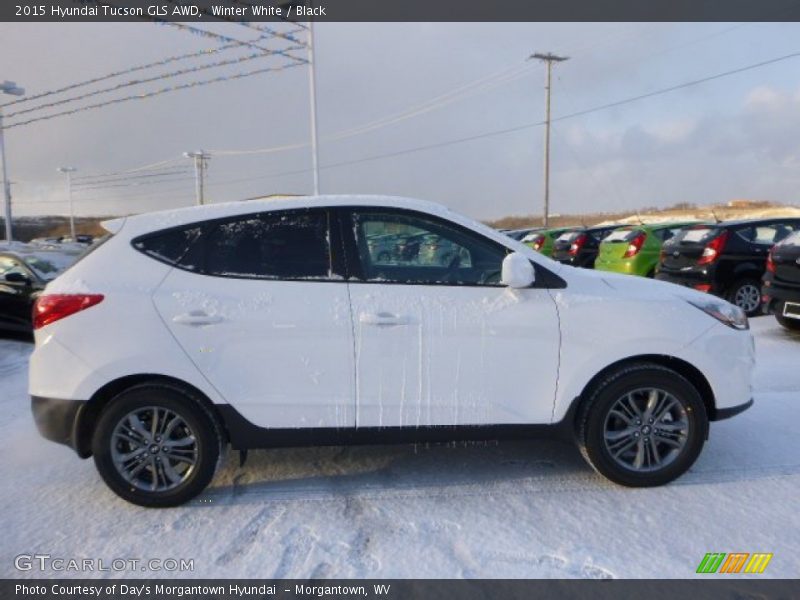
[604,228,639,243]
[671,226,717,244]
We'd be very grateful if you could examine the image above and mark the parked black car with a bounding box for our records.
[551,225,619,268]
[0,250,75,334]
[762,231,800,331]
[656,218,800,315]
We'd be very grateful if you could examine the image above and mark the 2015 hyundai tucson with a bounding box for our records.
[30,196,754,507]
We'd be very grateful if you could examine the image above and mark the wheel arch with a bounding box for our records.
[74,374,228,458]
[568,354,717,436]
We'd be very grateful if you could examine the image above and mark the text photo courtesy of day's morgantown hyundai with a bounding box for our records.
[1,1,799,598]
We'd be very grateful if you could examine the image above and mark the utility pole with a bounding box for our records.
[57,166,77,240]
[184,150,210,206]
[530,53,568,227]
[279,1,320,195]
[1,80,25,246]
[307,15,320,196]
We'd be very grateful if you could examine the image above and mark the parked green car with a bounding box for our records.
[595,222,701,277]
[523,227,577,257]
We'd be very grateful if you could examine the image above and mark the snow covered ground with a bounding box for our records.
[0,317,797,579]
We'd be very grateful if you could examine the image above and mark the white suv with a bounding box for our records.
[29,196,754,507]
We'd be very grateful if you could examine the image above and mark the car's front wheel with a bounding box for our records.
[578,363,707,487]
[92,383,222,507]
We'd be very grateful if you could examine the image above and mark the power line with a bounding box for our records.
[202,49,800,187]
[0,31,301,110]
[4,60,305,129]
[5,47,304,119]
[74,167,189,184]
[73,175,195,192]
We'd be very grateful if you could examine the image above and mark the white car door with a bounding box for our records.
[345,208,561,428]
[150,209,356,429]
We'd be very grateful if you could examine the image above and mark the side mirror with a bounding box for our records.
[501,252,536,288]
[4,272,32,286]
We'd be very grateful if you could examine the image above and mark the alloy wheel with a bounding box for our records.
[733,283,761,313]
[603,387,689,472]
[110,406,198,492]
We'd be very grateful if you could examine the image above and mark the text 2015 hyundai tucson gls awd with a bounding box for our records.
[30,196,754,507]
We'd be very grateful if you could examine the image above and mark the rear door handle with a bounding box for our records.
[173,311,223,326]
[359,312,410,326]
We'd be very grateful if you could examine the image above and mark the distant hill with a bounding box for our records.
[486,200,800,230]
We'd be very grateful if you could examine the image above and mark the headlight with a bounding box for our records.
[687,299,749,330]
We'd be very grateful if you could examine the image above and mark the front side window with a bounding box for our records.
[0,257,30,280]
[735,223,798,245]
[351,210,506,285]
[204,210,331,279]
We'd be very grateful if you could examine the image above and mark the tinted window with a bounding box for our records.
[735,223,798,245]
[134,227,202,267]
[0,256,29,279]
[604,228,640,243]
[672,226,717,244]
[352,211,506,285]
[204,210,330,279]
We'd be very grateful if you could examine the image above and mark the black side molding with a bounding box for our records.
[713,398,753,421]
[216,404,574,450]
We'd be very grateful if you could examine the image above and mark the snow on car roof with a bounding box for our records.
[104,195,488,241]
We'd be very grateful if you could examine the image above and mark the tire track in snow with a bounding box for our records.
[273,526,316,578]
[215,505,285,566]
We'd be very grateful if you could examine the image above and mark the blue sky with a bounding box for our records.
[1,22,799,220]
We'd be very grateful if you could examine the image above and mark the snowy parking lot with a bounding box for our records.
[0,317,798,579]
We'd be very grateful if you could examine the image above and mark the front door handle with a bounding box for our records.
[173,311,223,326]
[359,312,410,326]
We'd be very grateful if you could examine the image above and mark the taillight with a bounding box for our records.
[766,249,776,273]
[623,233,646,258]
[694,283,712,292]
[530,235,545,251]
[697,230,729,266]
[569,233,588,256]
[33,294,104,330]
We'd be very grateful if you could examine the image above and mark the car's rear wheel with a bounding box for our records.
[578,363,707,487]
[92,383,222,507]
[775,301,800,332]
[727,278,762,316]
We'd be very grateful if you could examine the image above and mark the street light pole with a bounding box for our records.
[530,54,568,227]
[57,167,77,240]
[306,14,320,196]
[1,80,25,246]
[184,150,210,206]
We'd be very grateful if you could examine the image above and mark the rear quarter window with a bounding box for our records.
[133,227,202,268]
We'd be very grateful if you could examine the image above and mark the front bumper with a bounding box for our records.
[31,396,88,456]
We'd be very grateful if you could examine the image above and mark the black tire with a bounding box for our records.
[775,301,800,332]
[726,278,762,316]
[92,383,222,507]
[578,363,708,487]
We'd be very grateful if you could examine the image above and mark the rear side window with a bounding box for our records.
[204,211,331,279]
[134,227,202,268]
[735,223,798,245]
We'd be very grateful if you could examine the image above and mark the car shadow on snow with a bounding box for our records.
[200,438,597,506]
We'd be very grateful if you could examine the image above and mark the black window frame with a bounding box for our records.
[337,206,565,289]
[132,207,347,282]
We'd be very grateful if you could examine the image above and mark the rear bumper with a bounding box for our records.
[655,270,719,293]
[31,396,88,457]
[713,398,753,421]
